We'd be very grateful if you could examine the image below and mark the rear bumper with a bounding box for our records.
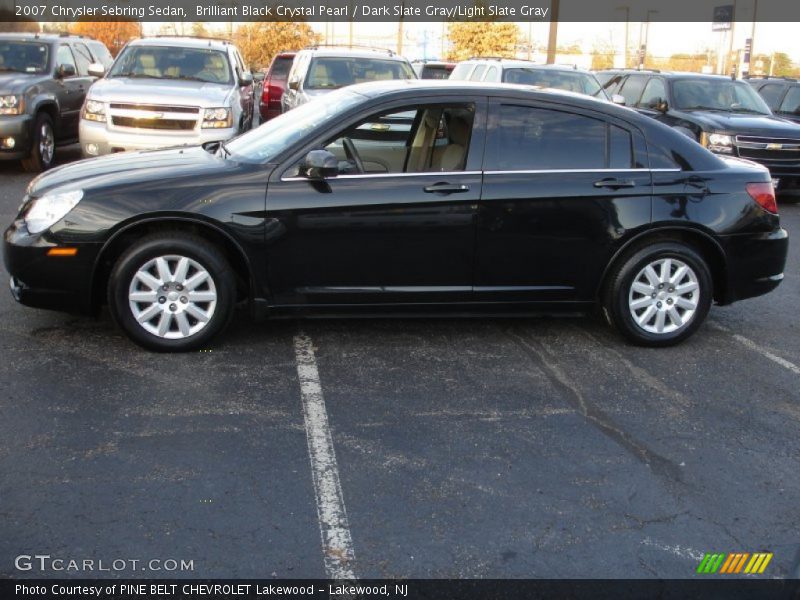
[0,114,33,160]
[3,220,99,314]
[718,227,789,304]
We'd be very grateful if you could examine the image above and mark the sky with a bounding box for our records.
[145,20,800,64]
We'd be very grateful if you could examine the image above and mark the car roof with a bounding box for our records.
[0,33,86,43]
[301,46,405,60]
[597,69,750,82]
[462,59,595,75]
[129,37,232,51]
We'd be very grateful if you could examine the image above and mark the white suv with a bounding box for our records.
[80,37,254,157]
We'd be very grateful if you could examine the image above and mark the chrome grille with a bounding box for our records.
[735,135,800,161]
[108,103,200,131]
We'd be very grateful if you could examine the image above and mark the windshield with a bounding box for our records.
[0,41,49,74]
[503,68,608,99]
[672,79,771,114]
[108,46,232,84]
[224,88,364,163]
[305,57,415,90]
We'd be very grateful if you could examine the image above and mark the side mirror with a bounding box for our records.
[239,71,253,86]
[87,62,105,78]
[57,63,76,78]
[302,150,338,180]
[253,72,265,83]
[288,79,300,91]
[654,98,669,113]
[611,94,626,106]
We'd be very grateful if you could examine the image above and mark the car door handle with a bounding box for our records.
[593,178,636,189]
[424,183,470,194]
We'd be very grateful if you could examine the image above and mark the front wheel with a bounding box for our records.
[108,234,236,352]
[21,113,55,172]
[603,242,713,347]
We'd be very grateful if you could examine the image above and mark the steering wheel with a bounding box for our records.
[342,137,365,174]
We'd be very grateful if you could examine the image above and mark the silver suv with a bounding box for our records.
[79,37,254,157]
[282,45,416,112]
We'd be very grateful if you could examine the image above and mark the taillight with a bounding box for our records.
[746,182,778,214]
[261,83,270,105]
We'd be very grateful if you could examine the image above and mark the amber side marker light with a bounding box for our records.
[47,248,78,257]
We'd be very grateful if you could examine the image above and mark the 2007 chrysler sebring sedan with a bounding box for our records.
[4,81,789,352]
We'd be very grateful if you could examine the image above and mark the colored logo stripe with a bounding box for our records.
[697,552,773,574]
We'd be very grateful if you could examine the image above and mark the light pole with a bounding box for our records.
[639,9,658,69]
[546,0,560,64]
[617,5,630,68]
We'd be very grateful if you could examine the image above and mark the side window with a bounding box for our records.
[71,43,93,76]
[469,65,487,81]
[449,63,473,80]
[484,66,498,82]
[778,86,800,114]
[315,104,475,175]
[601,74,625,95]
[55,44,77,73]
[609,125,633,169]
[758,83,785,110]
[619,75,648,106]
[487,105,607,170]
[638,78,667,109]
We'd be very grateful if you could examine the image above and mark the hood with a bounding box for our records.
[675,109,800,137]
[0,71,49,93]
[87,77,234,108]
[28,146,233,197]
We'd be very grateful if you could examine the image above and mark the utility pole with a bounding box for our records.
[396,1,404,55]
[726,0,737,75]
[546,0,560,64]
[617,6,630,68]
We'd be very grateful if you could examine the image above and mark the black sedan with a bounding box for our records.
[3,81,789,351]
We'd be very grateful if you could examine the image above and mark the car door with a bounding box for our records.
[53,44,84,139]
[475,98,652,302]
[636,77,674,125]
[264,96,487,306]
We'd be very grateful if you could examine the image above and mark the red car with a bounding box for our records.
[259,52,296,122]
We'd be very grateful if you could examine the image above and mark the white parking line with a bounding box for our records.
[709,322,800,376]
[293,333,357,580]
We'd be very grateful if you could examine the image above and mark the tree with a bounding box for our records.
[771,52,795,77]
[191,22,211,38]
[234,22,317,71]
[70,20,141,57]
[447,22,521,61]
[0,13,39,33]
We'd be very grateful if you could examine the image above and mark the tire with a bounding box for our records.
[603,242,713,347]
[21,113,55,172]
[108,233,236,352]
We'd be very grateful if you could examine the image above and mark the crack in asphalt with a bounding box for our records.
[505,328,686,485]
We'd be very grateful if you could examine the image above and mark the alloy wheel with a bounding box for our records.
[628,257,699,334]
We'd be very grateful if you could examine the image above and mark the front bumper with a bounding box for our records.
[79,119,238,157]
[0,114,33,160]
[718,227,789,304]
[3,220,100,314]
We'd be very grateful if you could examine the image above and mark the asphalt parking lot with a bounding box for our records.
[1,147,799,580]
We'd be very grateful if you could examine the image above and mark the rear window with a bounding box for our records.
[305,57,415,89]
[779,87,800,115]
[269,56,293,80]
[502,68,605,98]
[421,65,453,80]
[449,63,473,80]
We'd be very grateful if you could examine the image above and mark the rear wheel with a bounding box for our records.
[108,233,236,352]
[21,113,55,172]
[603,242,713,346]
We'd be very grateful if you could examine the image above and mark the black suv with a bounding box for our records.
[598,69,800,198]
[747,76,800,124]
[0,33,110,171]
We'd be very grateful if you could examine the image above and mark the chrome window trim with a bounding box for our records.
[484,168,681,174]
[281,171,482,182]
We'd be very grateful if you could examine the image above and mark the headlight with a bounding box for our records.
[24,190,83,234]
[701,132,734,154]
[202,107,232,129]
[82,99,105,122]
[0,95,22,115]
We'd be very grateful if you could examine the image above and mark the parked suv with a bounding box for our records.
[599,69,800,198]
[259,51,295,122]
[281,45,416,112]
[450,58,614,101]
[0,33,110,171]
[79,36,254,157]
[747,76,800,124]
